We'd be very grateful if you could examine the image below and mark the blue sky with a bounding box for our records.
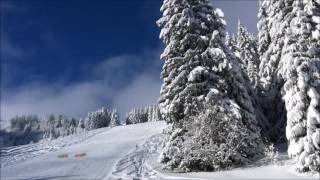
[1,0,259,122]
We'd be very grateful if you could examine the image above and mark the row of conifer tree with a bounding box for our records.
[157,0,320,173]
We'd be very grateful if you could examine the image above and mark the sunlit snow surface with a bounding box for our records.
[2,121,319,180]
[1,122,166,180]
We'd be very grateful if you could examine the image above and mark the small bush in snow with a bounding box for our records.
[264,144,280,166]
[160,102,264,172]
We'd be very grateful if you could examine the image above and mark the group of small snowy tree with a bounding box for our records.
[0,107,121,147]
[84,107,120,130]
[125,105,162,125]
[43,114,79,139]
[157,0,319,173]
[1,115,43,146]
[0,114,80,146]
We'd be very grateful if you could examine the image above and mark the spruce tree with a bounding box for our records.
[279,0,320,172]
[78,118,85,129]
[110,109,120,127]
[235,22,260,88]
[258,0,319,172]
[158,0,264,171]
[157,0,219,123]
[257,0,294,143]
[225,32,237,54]
[147,105,153,122]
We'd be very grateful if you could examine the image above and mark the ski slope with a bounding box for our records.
[1,121,166,180]
[1,121,319,180]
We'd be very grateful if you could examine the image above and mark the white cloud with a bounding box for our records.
[2,81,114,120]
[113,73,161,119]
[1,48,163,123]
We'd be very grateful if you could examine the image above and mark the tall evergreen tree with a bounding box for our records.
[279,0,320,172]
[157,0,219,123]
[152,105,162,121]
[226,28,270,137]
[158,0,264,171]
[257,0,294,143]
[235,22,260,88]
[258,0,319,172]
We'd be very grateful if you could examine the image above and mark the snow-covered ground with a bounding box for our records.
[1,122,166,180]
[1,127,109,167]
[1,121,319,180]
[110,133,319,180]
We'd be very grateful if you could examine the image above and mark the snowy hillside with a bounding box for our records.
[1,122,166,180]
[1,121,318,180]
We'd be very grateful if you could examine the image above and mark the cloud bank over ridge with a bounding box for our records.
[1,49,163,122]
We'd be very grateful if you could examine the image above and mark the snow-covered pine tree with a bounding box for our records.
[257,0,270,67]
[152,105,162,121]
[225,24,270,137]
[258,0,294,90]
[125,105,161,124]
[2,114,82,146]
[110,109,120,127]
[78,118,85,129]
[138,108,148,123]
[235,21,260,88]
[157,0,218,123]
[125,112,130,125]
[225,32,237,53]
[43,114,56,139]
[69,118,78,134]
[279,0,320,172]
[158,0,264,171]
[125,109,136,125]
[147,106,153,122]
[305,1,320,168]
[225,31,245,69]
[6,115,43,145]
[126,108,140,124]
[257,0,295,143]
[235,21,248,72]
[84,107,111,130]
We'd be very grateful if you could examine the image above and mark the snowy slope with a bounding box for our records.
[2,121,319,180]
[1,127,109,167]
[1,121,166,180]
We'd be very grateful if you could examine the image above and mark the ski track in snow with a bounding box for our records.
[108,134,164,180]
